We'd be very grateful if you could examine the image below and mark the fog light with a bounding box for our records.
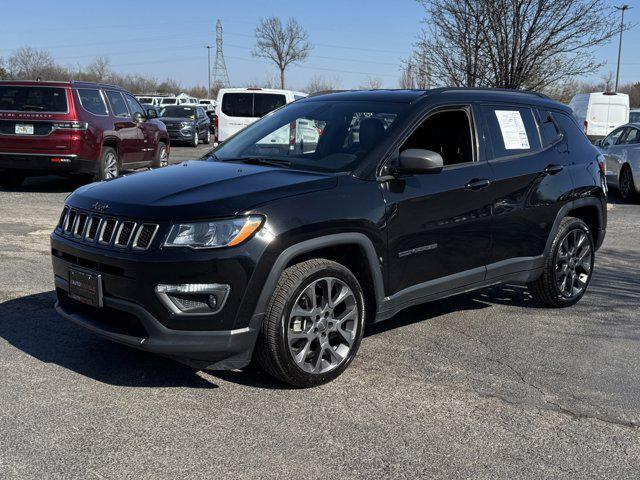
[155,283,230,315]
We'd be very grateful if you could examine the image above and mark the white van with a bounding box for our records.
[215,88,307,142]
[569,92,630,142]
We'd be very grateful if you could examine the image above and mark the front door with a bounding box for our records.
[105,90,143,165]
[382,106,493,297]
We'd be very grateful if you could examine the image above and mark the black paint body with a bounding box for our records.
[51,88,607,369]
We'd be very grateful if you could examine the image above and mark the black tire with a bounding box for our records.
[619,165,637,202]
[203,128,211,145]
[0,171,25,188]
[527,217,594,307]
[255,258,366,388]
[94,147,119,181]
[151,142,168,169]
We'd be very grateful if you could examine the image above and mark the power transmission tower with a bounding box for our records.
[212,20,230,89]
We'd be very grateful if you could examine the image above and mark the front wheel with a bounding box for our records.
[151,142,168,169]
[255,259,366,388]
[191,130,199,147]
[527,217,594,307]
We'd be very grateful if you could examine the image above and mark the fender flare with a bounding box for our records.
[251,233,385,322]
[543,197,605,257]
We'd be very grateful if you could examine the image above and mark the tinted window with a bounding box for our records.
[621,128,639,145]
[76,89,107,115]
[630,111,640,123]
[254,94,286,117]
[554,112,590,149]
[160,106,196,118]
[602,127,626,147]
[401,109,474,166]
[482,106,541,159]
[0,86,67,112]
[222,93,253,117]
[105,91,129,117]
[125,94,145,116]
[213,100,408,173]
[537,109,562,147]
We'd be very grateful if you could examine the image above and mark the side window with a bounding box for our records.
[621,128,639,145]
[125,94,145,116]
[105,91,129,117]
[401,109,474,166]
[76,89,107,116]
[536,109,562,147]
[481,105,541,159]
[602,128,626,147]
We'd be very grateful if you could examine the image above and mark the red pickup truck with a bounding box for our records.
[0,80,170,187]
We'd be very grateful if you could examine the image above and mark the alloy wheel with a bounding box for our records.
[104,152,118,179]
[287,277,359,374]
[159,146,168,167]
[554,228,593,299]
[620,167,634,200]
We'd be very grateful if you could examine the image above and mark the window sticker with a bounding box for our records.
[494,110,530,150]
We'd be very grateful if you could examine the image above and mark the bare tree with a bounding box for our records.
[359,77,383,90]
[7,47,68,80]
[253,17,311,89]
[413,0,623,90]
[304,74,342,93]
[85,56,112,82]
[399,55,431,89]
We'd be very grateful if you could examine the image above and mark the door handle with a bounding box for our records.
[543,164,564,175]
[465,178,491,190]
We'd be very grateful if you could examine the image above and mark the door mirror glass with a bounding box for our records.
[132,111,146,123]
[147,108,158,119]
[397,149,444,174]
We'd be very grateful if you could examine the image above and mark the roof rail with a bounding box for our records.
[435,87,550,99]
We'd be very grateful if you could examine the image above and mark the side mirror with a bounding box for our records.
[133,111,146,123]
[147,108,158,119]
[395,149,444,175]
[594,139,602,147]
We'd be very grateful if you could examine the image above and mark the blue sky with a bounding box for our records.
[0,0,638,90]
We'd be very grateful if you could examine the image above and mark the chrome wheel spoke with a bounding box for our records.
[287,276,359,375]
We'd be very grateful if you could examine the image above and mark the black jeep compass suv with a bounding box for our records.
[51,89,607,387]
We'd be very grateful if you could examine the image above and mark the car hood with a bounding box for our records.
[159,116,195,124]
[66,160,337,220]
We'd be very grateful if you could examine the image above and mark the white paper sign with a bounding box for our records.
[494,110,530,150]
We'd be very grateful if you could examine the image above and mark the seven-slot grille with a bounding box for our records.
[57,207,159,250]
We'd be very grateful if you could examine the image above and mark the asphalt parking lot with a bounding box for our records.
[1,146,639,479]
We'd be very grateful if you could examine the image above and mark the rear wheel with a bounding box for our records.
[255,259,366,388]
[527,217,594,307]
[0,171,25,188]
[95,147,119,181]
[151,142,168,169]
[619,165,637,202]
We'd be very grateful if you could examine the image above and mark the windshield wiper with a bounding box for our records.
[235,157,292,167]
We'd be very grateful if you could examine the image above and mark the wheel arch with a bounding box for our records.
[252,233,385,325]
[102,137,120,160]
[543,198,605,257]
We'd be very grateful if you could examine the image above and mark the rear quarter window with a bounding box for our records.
[77,89,107,115]
[0,85,68,113]
[554,112,593,148]
[481,105,541,159]
[254,94,286,117]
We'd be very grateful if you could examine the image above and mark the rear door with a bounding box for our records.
[0,85,72,152]
[104,90,142,165]
[480,104,573,277]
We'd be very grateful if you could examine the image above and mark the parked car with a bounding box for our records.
[199,99,217,112]
[569,92,629,143]
[597,122,640,202]
[215,87,307,142]
[630,108,640,123]
[159,97,178,106]
[51,88,606,387]
[0,80,170,187]
[159,105,210,147]
[136,96,160,107]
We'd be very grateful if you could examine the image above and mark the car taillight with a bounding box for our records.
[597,154,606,176]
[213,114,218,129]
[583,120,588,134]
[289,121,296,146]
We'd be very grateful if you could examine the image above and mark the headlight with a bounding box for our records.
[180,121,192,128]
[164,216,263,249]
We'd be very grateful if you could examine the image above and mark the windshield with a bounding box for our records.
[161,98,177,104]
[0,85,68,112]
[630,111,640,123]
[160,106,196,118]
[211,100,409,173]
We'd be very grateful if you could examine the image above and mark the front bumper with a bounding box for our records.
[0,153,96,175]
[51,230,267,369]
[166,128,194,141]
